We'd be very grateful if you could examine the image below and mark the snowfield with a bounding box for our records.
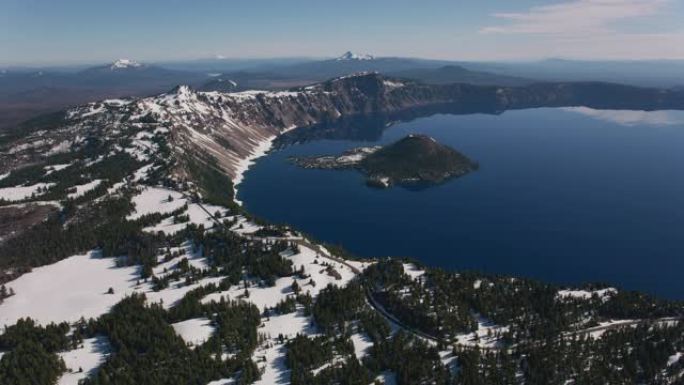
[584,319,639,339]
[143,202,228,235]
[0,249,229,327]
[171,317,215,348]
[146,276,225,309]
[152,241,208,277]
[67,179,103,199]
[45,163,72,175]
[207,244,359,385]
[207,379,235,385]
[107,181,126,194]
[350,331,373,359]
[557,287,617,301]
[375,371,398,385]
[260,309,315,340]
[0,182,55,202]
[229,215,263,235]
[195,242,360,385]
[0,251,140,326]
[403,263,425,281]
[201,245,356,310]
[252,310,315,385]
[127,186,186,220]
[57,336,110,385]
[453,313,509,349]
[132,163,156,182]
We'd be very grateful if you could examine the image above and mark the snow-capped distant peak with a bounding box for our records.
[111,59,142,70]
[336,51,374,61]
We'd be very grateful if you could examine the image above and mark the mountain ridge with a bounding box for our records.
[3,72,684,194]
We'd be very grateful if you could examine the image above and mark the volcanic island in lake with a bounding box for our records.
[289,134,478,188]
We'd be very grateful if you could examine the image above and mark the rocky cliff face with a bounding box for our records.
[3,73,684,191]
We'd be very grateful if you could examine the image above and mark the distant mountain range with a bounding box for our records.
[2,53,684,131]
[455,58,684,89]
[0,59,208,130]
[390,65,532,86]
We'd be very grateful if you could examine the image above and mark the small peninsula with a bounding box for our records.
[290,134,478,188]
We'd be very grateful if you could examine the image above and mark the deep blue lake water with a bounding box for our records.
[239,108,684,299]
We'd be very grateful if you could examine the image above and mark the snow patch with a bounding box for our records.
[127,187,186,220]
[383,80,405,89]
[143,202,227,235]
[350,332,372,359]
[0,182,55,202]
[67,179,103,199]
[453,314,509,349]
[171,317,215,348]
[146,276,224,309]
[403,263,425,281]
[202,245,356,310]
[252,310,314,385]
[44,163,72,175]
[375,371,397,385]
[207,379,235,385]
[57,336,110,385]
[557,288,617,301]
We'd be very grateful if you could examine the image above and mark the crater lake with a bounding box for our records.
[238,107,684,299]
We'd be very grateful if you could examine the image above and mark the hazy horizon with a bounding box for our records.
[2,0,684,66]
[5,54,684,70]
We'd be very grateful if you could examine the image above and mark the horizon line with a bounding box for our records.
[3,54,684,69]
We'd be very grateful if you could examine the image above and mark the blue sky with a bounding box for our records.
[1,0,683,65]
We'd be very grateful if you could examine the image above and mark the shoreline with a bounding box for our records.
[232,125,297,206]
